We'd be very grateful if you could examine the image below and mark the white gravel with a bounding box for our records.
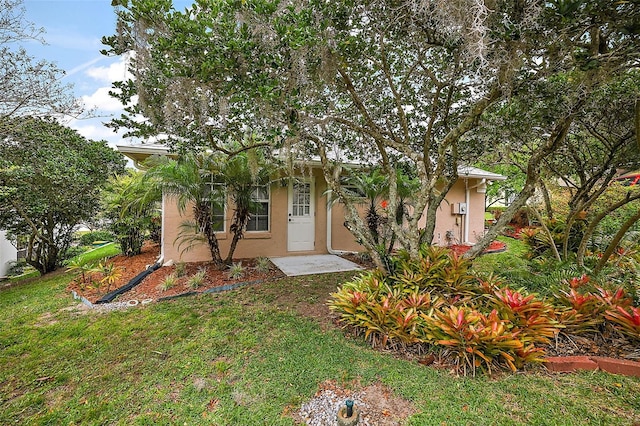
[297,389,371,426]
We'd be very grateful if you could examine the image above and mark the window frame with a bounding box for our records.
[246,184,270,232]
[202,180,226,233]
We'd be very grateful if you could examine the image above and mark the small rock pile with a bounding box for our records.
[295,381,415,426]
[298,389,369,426]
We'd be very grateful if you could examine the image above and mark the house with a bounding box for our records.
[0,230,17,277]
[118,144,506,263]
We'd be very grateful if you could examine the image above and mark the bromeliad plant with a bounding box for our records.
[422,306,528,375]
[329,244,558,374]
[488,288,560,346]
[329,270,437,348]
[604,306,640,341]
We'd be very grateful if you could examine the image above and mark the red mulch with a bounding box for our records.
[503,225,535,239]
[449,240,507,256]
[67,242,283,303]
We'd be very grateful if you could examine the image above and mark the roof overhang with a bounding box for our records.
[117,143,508,182]
[117,143,174,166]
[458,166,507,181]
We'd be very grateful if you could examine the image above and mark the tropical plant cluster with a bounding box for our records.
[67,257,123,295]
[329,246,640,375]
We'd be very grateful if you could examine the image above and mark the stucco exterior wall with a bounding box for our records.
[162,174,488,263]
[162,168,351,263]
[428,178,487,246]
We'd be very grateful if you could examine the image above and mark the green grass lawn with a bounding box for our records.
[74,242,121,265]
[1,269,639,425]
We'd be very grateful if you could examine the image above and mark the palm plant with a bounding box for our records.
[343,167,418,255]
[219,152,272,264]
[343,168,389,245]
[145,148,274,269]
[145,153,227,268]
[102,170,161,256]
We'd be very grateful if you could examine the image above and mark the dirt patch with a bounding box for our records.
[293,380,417,425]
[67,242,161,302]
[67,242,284,303]
[121,258,283,302]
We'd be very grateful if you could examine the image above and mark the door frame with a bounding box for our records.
[287,177,315,252]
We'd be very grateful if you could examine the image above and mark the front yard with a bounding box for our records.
[1,268,639,425]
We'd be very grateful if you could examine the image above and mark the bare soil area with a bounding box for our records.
[67,242,283,303]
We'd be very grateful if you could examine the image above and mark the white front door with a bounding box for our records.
[288,179,315,251]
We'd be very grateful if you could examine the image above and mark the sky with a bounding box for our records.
[21,0,190,149]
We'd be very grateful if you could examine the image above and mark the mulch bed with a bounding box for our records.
[449,240,507,256]
[121,258,284,302]
[67,242,283,304]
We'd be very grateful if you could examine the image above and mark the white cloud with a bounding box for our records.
[81,87,125,112]
[85,53,133,83]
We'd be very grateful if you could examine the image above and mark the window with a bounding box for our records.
[247,184,270,232]
[203,181,225,232]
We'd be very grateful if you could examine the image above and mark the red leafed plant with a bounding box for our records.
[554,289,605,334]
[423,306,527,375]
[604,305,640,341]
[568,274,590,289]
[490,288,560,345]
[596,287,633,309]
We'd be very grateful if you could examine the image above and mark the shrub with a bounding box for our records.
[99,262,122,293]
[61,246,87,263]
[554,289,605,334]
[175,262,187,278]
[187,269,207,289]
[604,306,640,341]
[488,288,560,346]
[78,230,114,247]
[227,262,245,280]
[6,260,27,276]
[66,258,97,290]
[329,270,437,348]
[424,306,529,374]
[391,245,478,298]
[158,273,177,292]
[330,245,560,374]
[254,257,272,274]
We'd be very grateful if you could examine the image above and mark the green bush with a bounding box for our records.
[329,245,563,374]
[6,260,27,276]
[61,246,86,263]
[78,230,114,247]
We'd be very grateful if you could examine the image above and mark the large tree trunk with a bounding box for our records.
[465,111,577,260]
[595,209,640,274]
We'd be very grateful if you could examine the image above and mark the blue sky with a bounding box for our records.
[21,0,190,148]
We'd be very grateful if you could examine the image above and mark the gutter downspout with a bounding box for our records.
[465,178,487,244]
[464,179,470,243]
[159,192,166,265]
[326,191,355,255]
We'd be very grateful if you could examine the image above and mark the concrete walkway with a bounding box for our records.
[269,254,363,277]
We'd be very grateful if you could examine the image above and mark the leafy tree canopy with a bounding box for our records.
[104,0,640,268]
[0,117,126,274]
[0,0,82,121]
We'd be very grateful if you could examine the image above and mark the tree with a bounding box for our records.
[1,0,82,121]
[145,149,273,268]
[102,170,161,256]
[105,0,640,269]
[472,70,640,266]
[0,117,126,274]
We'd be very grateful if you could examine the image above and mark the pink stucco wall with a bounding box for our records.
[161,175,488,263]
